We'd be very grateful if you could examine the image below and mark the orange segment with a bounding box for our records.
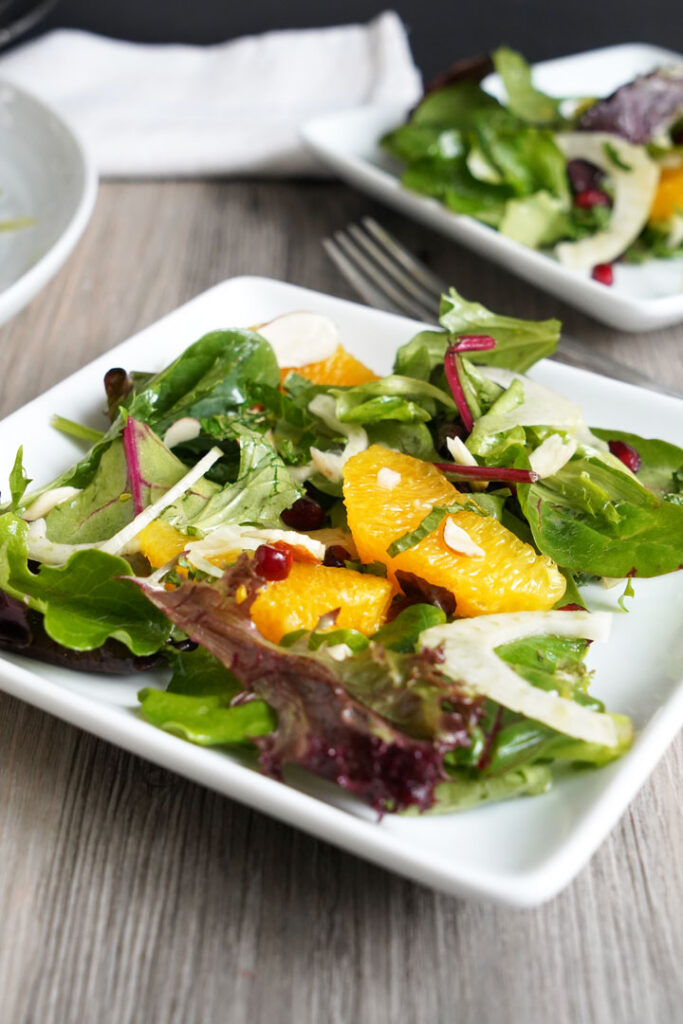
[280,344,379,386]
[343,447,565,617]
[138,521,189,567]
[649,165,683,223]
[250,561,393,643]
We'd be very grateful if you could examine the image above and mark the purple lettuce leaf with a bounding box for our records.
[138,557,482,811]
[0,589,164,674]
[578,67,683,143]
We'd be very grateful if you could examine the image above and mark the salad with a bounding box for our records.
[381,49,683,281]
[1,291,682,815]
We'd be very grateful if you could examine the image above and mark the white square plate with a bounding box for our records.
[1,276,682,906]
[302,44,683,332]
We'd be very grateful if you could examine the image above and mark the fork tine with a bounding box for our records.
[347,223,442,316]
[333,230,439,322]
[362,218,448,298]
[323,238,409,317]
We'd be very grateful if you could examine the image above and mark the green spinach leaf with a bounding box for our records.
[0,513,169,653]
[492,47,564,126]
[439,288,560,370]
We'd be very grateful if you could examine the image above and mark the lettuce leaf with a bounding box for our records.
[139,648,275,745]
[0,513,169,653]
[138,687,276,745]
[473,109,570,203]
[33,329,280,505]
[492,47,564,127]
[44,420,216,544]
[409,81,502,128]
[332,375,454,424]
[166,424,302,534]
[123,328,280,435]
[485,712,633,775]
[405,764,552,814]
[439,288,560,370]
[498,191,569,247]
[137,557,483,811]
[520,454,683,577]
[578,66,683,143]
[8,447,31,509]
[165,644,242,697]
[371,604,447,653]
[400,155,512,226]
[590,428,683,497]
[392,294,560,385]
[0,588,165,673]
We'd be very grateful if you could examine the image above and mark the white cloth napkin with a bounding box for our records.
[0,11,421,178]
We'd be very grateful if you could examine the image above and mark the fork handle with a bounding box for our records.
[552,338,681,398]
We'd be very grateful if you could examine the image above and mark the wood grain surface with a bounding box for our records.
[0,182,681,1024]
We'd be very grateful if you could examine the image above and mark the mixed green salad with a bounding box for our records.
[382,49,683,280]
[1,291,682,814]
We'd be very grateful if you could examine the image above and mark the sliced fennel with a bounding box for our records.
[258,312,339,367]
[471,368,609,454]
[99,447,222,556]
[554,132,659,269]
[25,448,224,564]
[529,433,578,478]
[183,524,326,571]
[308,393,368,483]
[23,486,81,522]
[420,610,622,748]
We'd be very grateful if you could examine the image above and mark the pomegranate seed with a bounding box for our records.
[253,544,292,581]
[323,545,352,568]
[608,440,642,473]
[591,263,614,286]
[574,188,610,210]
[281,495,326,531]
[559,603,585,612]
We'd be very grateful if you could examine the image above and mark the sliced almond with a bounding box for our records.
[163,417,201,449]
[443,517,485,558]
[529,433,577,478]
[446,436,478,466]
[257,311,339,367]
[376,467,401,490]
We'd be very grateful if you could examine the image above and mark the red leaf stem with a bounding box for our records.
[122,417,145,515]
[449,334,497,353]
[444,348,473,433]
[433,463,540,484]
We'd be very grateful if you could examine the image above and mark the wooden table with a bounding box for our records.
[0,181,681,1024]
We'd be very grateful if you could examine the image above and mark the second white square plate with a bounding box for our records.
[303,44,683,332]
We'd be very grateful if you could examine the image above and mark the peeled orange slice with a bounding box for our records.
[138,521,189,568]
[280,344,379,386]
[250,561,393,643]
[649,165,683,223]
[343,447,565,617]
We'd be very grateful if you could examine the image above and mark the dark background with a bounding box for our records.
[21,0,683,79]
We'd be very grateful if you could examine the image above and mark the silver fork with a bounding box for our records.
[323,217,680,397]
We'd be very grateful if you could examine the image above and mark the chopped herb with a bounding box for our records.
[387,501,488,557]
[603,141,633,172]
